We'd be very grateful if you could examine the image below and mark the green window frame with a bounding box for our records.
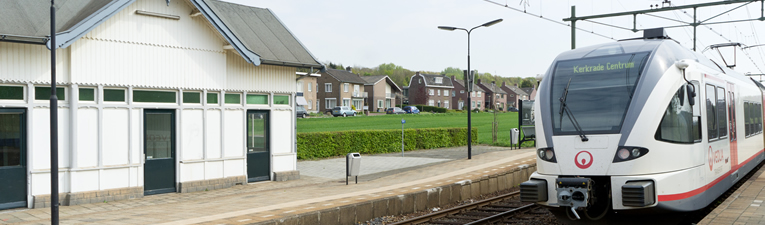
[183,92,201,104]
[35,87,65,100]
[207,93,219,104]
[0,86,24,100]
[133,90,177,103]
[274,95,289,105]
[79,88,95,101]
[246,94,268,105]
[103,89,126,102]
[224,93,241,104]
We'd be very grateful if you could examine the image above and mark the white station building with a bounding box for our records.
[0,0,322,209]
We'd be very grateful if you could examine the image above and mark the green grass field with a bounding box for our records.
[297,112,525,146]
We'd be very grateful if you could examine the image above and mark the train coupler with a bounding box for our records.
[556,177,593,220]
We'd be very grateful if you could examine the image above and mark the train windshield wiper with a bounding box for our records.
[559,78,589,142]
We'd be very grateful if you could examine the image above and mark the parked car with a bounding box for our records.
[296,106,308,118]
[386,107,405,114]
[403,106,420,114]
[332,106,356,117]
[508,107,519,112]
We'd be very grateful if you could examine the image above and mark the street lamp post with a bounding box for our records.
[438,18,502,160]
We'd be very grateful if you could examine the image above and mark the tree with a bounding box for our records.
[441,67,463,78]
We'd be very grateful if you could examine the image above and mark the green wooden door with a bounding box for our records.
[144,110,176,195]
[247,111,270,182]
[0,109,26,209]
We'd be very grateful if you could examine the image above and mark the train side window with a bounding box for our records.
[691,81,701,142]
[745,102,751,137]
[655,85,697,143]
[706,85,718,140]
[716,87,727,138]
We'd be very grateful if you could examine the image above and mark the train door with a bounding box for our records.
[704,76,731,178]
[0,109,26,210]
[727,83,738,170]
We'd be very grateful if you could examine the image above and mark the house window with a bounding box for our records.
[437,100,441,108]
[386,99,391,108]
[247,94,268,104]
[224,93,241,104]
[274,95,289,105]
[478,92,482,97]
[307,100,313,109]
[207,93,219,104]
[325,99,336,109]
[325,83,332,92]
[35,87,65,101]
[435,77,443,84]
[183,92,201,104]
[0,86,24,100]
[452,91,456,97]
[134,90,176,103]
[460,90,465,94]
[316,100,320,111]
[418,79,422,84]
[344,83,349,92]
[437,90,441,96]
[378,100,383,108]
[472,101,475,108]
[471,92,476,97]
[296,81,304,92]
[308,82,312,92]
[428,100,434,106]
[510,94,515,97]
[496,94,500,99]
[445,100,450,109]
[343,99,350,107]
[79,88,95,101]
[429,89,434,96]
[459,101,464,110]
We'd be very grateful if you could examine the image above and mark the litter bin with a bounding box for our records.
[346,153,361,185]
[510,128,519,146]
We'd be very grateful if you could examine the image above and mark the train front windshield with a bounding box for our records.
[551,52,650,135]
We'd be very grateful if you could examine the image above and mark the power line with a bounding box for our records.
[481,0,616,41]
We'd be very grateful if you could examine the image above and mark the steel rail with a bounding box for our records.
[390,191,521,225]
[464,203,535,225]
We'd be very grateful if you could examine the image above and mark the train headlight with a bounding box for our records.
[537,147,557,163]
[617,148,630,160]
[613,146,649,163]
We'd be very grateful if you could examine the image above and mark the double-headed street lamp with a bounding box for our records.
[438,18,503,160]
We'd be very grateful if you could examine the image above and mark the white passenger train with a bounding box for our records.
[520,28,765,221]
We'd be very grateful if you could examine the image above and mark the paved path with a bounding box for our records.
[0,145,535,224]
[699,164,765,225]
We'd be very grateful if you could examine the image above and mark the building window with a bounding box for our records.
[496,94,501,99]
[308,82,312,92]
[104,89,126,102]
[429,89,434,96]
[428,100,434,106]
[471,101,475,108]
[460,90,465,94]
[183,92,201,104]
[471,92,476,97]
[296,81,303,92]
[344,83,349,92]
[274,95,289,105]
[478,92,482,97]
[325,83,332,92]
[378,100,383,108]
[445,100,450,109]
[437,90,441,96]
[452,91,456,97]
[325,99,336,109]
[307,100,312,109]
[35,87,65,100]
[224,93,241,104]
[0,86,24,100]
[134,90,176,103]
[79,88,95,101]
[207,93,219,104]
[246,94,268,104]
[437,100,441,108]
[478,101,482,108]
[435,77,443,84]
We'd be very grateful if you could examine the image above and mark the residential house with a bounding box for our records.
[407,73,453,109]
[296,72,320,113]
[521,84,538,100]
[361,75,402,112]
[501,82,529,108]
[317,68,366,112]
[0,0,322,209]
[450,75,485,111]
[402,86,409,105]
[476,80,507,111]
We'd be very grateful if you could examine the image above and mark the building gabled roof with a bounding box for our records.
[361,75,402,92]
[521,87,536,95]
[204,0,322,68]
[453,79,483,92]
[0,0,323,68]
[503,84,529,96]
[0,0,134,48]
[478,82,506,94]
[324,69,367,84]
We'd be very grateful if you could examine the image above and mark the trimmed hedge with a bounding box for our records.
[414,105,448,113]
[297,127,478,160]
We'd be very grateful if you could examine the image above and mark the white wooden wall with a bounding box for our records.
[0,0,300,206]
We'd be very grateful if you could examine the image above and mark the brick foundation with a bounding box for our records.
[179,176,247,193]
[33,186,144,208]
[273,170,300,181]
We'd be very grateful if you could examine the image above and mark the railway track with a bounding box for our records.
[390,191,544,225]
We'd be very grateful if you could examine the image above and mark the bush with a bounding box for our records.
[414,105,447,113]
[297,127,478,160]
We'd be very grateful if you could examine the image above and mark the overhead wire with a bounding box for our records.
[481,0,616,41]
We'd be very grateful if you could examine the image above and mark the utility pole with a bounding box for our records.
[50,1,60,224]
[492,80,498,143]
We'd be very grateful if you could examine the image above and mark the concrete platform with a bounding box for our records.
[0,146,536,225]
[699,163,765,225]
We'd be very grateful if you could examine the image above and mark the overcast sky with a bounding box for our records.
[225,0,765,79]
